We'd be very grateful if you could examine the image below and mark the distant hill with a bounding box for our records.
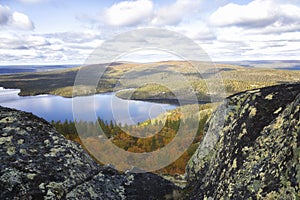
[0,61,299,100]
[0,65,79,75]
[221,60,300,70]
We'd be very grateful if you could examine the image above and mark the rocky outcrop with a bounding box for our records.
[0,107,179,200]
[186,83,300,199]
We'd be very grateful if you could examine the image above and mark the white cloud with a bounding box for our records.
[210,0,300,30]
[102,0,202,27]
[211,0,275,27]
[100,0,203,28]
[201,29,300,61]
[151,0,201,26]
[0,33,50,50]
[169,21,215,41]
[46,31,102,43]
[10,12,35,30]
[0,5,34,30]
[103,0,153,27]
[0,30,104,64]
[1,0,300,64]
[201,0,300,61]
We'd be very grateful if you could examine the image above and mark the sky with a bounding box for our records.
[0,0,300,64]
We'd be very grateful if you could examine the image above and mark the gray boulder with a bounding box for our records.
[186,83,300,199]
[0,106,179,199]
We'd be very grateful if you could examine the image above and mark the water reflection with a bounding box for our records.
[0,88,176,125]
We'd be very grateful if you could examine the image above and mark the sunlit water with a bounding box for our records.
[0,87,176,125]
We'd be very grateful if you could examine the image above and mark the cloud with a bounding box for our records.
[201,28,300,61]
[2,0,300,64]
[170,21,215,41]
[10,12,35,30]
[103,0,153,27]
[0,33,50,50]
[151,0,201,26]
[0,30,104,64]
[210,0,300,30]
[0,5,34,30]
[102,0,202,27]
[203,0,300,61]
[0,5,9,24]
[45,31,102,43]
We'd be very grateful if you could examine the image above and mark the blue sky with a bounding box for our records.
[0,0,300,64]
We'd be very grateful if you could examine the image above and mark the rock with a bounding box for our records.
[186,83,300,199]
[124,171,181,200]
[0,107,179,199]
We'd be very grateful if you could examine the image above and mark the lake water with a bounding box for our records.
[0,87,176,125]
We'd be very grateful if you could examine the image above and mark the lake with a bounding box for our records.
[0,87,176,125]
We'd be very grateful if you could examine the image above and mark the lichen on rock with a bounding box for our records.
[0,106,179,199]
[186,83,300,199]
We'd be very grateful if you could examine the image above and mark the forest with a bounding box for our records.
[51,113,209,175]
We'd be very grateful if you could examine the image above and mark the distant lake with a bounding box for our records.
[0,88,176,125]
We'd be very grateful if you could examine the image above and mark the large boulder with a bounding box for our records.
[186,83,300,199]
[0,106,179,199]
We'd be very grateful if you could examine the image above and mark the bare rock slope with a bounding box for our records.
[186,83,300,199]
[0,106,179,199]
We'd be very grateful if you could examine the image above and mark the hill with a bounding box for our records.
[0,61,299,101]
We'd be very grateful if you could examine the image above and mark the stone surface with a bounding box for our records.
[0,107,179,199]
[186,83,300,199]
